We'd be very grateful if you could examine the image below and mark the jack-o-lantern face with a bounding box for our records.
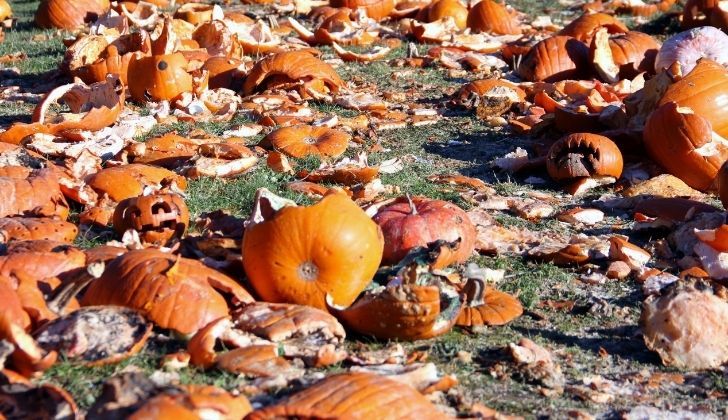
[113,193,189,245]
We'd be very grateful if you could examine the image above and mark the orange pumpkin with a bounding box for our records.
[242,191,384,310]
[35,0,110,29]
[127,53,193,102]
[71,33,152,85]
[0,217,78,243]
[546,133,624,182]
[591,30,659,82]
[417,0,468,29]
[456,278,522,327]
[260,125,350,159]
[243,51,344,97]
[466,0,521,35]
[372,196,476,267]
[0,0,12,21]
[112,193,189,245]
[0,170,69,220]
[559,12,628,43]
[82,249,254,335]
[644,102,728,191]
[518,36,590,82]
[86,164,187,203]
[329,0,394,21]
[203,56,248,90]
[658,59,728,138]
[246,372,448,419]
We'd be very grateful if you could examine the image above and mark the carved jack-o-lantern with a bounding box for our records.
[112,193,189,245]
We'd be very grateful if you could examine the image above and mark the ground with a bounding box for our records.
[1,0,726,418]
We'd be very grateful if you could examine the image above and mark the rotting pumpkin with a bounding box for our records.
[242,189,384,310]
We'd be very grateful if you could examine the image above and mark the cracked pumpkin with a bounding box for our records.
[242,192,384,310]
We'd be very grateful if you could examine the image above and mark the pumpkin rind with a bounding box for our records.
[242,193,384,310]
[35,0,110,29]
[242,51,344,96]
[518,36,590,82]
[261,125,350,159]
[329,0,394,20]
[466,0,521,35]
[127,53,193,103]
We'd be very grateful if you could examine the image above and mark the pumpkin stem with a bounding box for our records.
[405,193,418,215]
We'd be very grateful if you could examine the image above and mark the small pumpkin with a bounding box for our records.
[242,51,344,98]
[372,196,476,267]
[329,0,394,21]
[643,102,728,191]
[456,277,523,327]
[517,36,590,82]
[81,249,254,335]
[112,193,189,246]
[658,59,728,138]
[242,190,384,310]
[260,125,351,159]
[127,53,193,102]
[546,133,624,182]
[417,0,468,30]
[35,0,110,29]
[558,12,628,43]
[466,0,521,35]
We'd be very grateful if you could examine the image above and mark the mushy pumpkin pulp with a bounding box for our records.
[0,0,727,417]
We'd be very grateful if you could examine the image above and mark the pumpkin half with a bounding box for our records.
[242,191,384,310]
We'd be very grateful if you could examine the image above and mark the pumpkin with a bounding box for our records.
[192,20,242,58]
[0,170,69,220]
[242,190,384,310]
[128,385,252,419]
[456,78,526,105]
[0,0,12,21]
[546,133,623,182]
[558,12,628,43]
[0,217,78,243]
[417,0,468,30]
[654,27,728,75]
[517,36,590,82]
[70,32,152,85]
[32,306,151,366]
[329,0,394,21]
[242,51,344,97]
[591,30,659,82]
[127,53,193,102]
[86,164,187,203]
[372,196,476,267]
[203,56,247,90]
[126,133,201,168]
[456,277,523,327]
[0,247,86,281]
[35,0,110,29]
[640,279,728,370]
[260,125,350,159]
[466,0,521,35]
[658,59,728,138]
[173,3,217,25]
[246,372,448,420]
[643,102,728,191]
[81,249,254,335]
[112,193,189,245]
[214,345,295,377]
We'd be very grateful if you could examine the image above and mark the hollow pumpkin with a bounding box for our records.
[203,56,248,90]
[242,51,344,97]
[372,196,476,267]
[658,59,728,138]
[558,12,628,43]
[466,0,521,35]
[242,190,384,310]
[546,133,623,182]
[35,0,110,29]
[69,32,152,85]
[456,278,522,327]
[417,0,468,30]
[644,101,728,191]
[329,0,394,21]
[591,29,659,82]
[260,125,350,159]
[517,36,590,82]
[127,53,193,102]
[246,372,448,420]
[82,249,254,335]
[112,193,189,245]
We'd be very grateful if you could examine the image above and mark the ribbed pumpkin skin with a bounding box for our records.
[81,249,254,335]
[242,51,343,96]
[558,12,628,43]
[518,36,590,82]
[0,170,69,220]
[242,193,384,310]
[329,0,394,20]
[608,31,659,78]
[35,0,110,29]
[644,101,728,191]
[659,59,728,138]
[127,53,193,103]
[466,0,521,35]
[245,372,448,420]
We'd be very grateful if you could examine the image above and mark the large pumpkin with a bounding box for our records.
[329,0,394,20]
[417,0,468,29]
[466,0,521,35]
[242,51,344,97]
[35,0,110,29]
[82,249,254,335]
[372,196,476,267]
[644,101,728,191]
[242,192,384,310]
[518,36,590,82]
[127,53,193,102]
[658,59,728,138]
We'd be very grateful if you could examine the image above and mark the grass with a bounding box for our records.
[2,0,724,418]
